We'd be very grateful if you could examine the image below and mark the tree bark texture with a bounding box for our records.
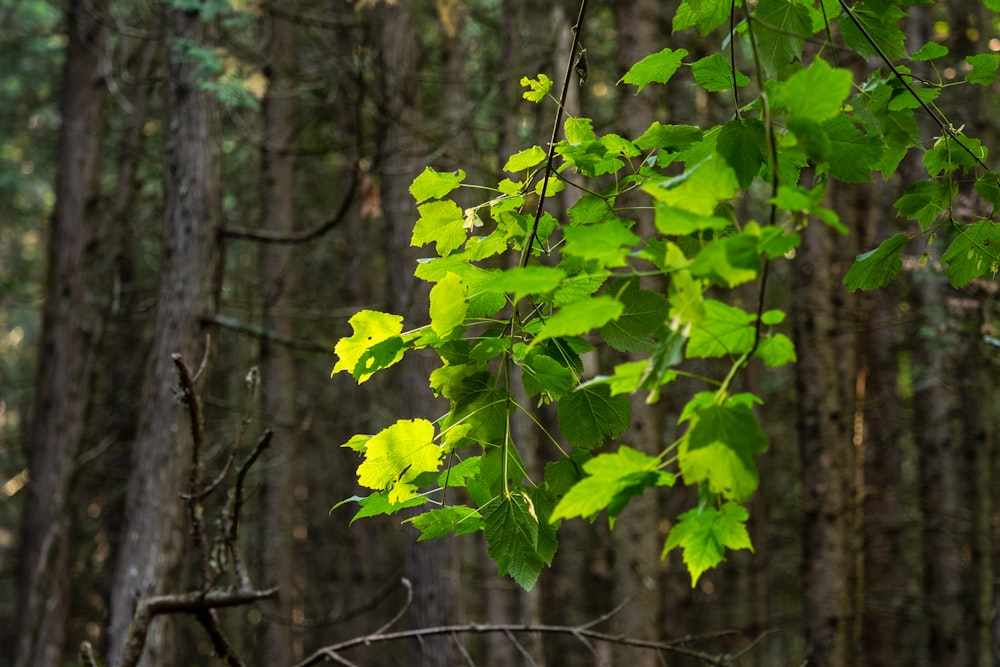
[793,194,858,667]
[260,3,301,664]
[107,5,223,665]
[13,2,107,665]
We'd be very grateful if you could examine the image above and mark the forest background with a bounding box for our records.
[2,0,1000,666]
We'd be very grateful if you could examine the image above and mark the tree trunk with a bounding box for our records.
[107,5,223,665]
[13,2,107,665]
[260,3,301,664]
[793,187,858,666]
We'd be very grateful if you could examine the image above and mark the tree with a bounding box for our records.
[107,4,224,664]
[13,3,108,666]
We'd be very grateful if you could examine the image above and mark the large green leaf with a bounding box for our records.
[679,403,768,501]
[686,299,755,358]
[673,0,731,35]
[823,114,883,182]
[643,155,738,216]
[562,220,640,267]
[406,506,482,541]
[532,296,625,347]
[356,419,443,503]
[483,493,547,590]
[504,145,546,172]
[334,491,427,524]
[717,119,766,189]
[482,266,565,302]
[754,0,812,73]
[840,2,907,61]
[893,180,951,230]
[600,279,670,352]
[843,233,909,292]
[691,53,750,92]
[966,54,1000,86]
[521,353,575,401]
[557,384,631,448]
[663,503,754,586]
[774,58,852,122]
[620,47,689,93]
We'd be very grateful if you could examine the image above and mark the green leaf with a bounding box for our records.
[754,0,812,73]
[620,47,689,93]
[356,419,443,503]
[410,167,465,203]
[774,58,852,122]
[550,446,674,525]
[716,119,766,189]
[521,353,575,401]
[406,506,482,540]
[333,310,405,383]
[687,300,755,358]
[520,73,552,102]
[824,114,883,182]
[690,234,762,288]
[334,491,427,524]
[429,272,467,338]
[482,266,566,302]
[691,53,750,91]
[965,54,1000,86]
[634,123,703,152]
[412,200,467,256]
[653,206,730,236]
[840,3,907,61]
[755,333,797,367]
[558,384,631,448]
[975,173,1000,208]
[568,194,618,225]
[532,296,625,347]
[669,269,706,326]
[843,232,909,292]
[600,280,670,353]
[643,155,738,216]
[504,145,546,172]
[673,0,731,35]
[912,42,948,61]
[565,117,596,144]
[680,403,768,501]
[893,180,950,230]
[924,135,987,176]
[562,220,640,268]
[663,503,754,586]
[483,493,547,590]
[942,220,1000,287]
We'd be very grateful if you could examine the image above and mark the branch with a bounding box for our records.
[115,588,279,667]
[222,166,359,243]
[205,314,332,354]
[293,621,742,667]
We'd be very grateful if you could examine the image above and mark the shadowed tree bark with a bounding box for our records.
[107,4,223,665]
[13,2,108,666]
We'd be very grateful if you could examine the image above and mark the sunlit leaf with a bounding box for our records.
[663,503,753,586]
[620,47,689,93]
[843,233,909,292]
[410,166,465,203]
[333,310,405,383]
[356,419,443,503]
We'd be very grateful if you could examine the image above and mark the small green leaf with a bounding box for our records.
[565,117,596,144]
[975,173,1000,207]
[356,419,443,503]
[941,220,1000,287]
[600,280,670,353]
[924,135,987,176]
[840,3,907,61]
[620,47,689,93]
[406,506,482,540]
[754,334,797,367]
[663,503,753,586]
[824,115,883,182]
[912,42,948,61]
[504,145,546,172]
[334,492,427,524]
[691,53,750,91]
[521,353,575,400]
[893,180,950,230]
[687,300,755,358]
[754,0,811,73]
[520,73,552,102]
[643,155,738,216]
[673,0,731,35]
[966,54,1000,86]
[550,446,674,525]
[717,119,766,189]
[429,272,467,338]
[690,234,762,287]
[558,384,631,448]
[412,200,467,256]
[680,403,768,501]
[333,310,405,382]
[410,167,466,203]
[843,232,909,292]
[634,123,703,152]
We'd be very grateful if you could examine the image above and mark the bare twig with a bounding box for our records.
[226,429,274,590]
[293,621,737,667]
[116,588,279,667]
[367,577,413,639]
[79,641,99,667]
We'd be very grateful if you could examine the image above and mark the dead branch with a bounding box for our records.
[293,621,748,667]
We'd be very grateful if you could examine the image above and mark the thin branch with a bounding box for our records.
[294,622,734,667]
[194,607,245,667]
[518,0,589,268]
[116,588,279,667]
[222,166,360,243]
[367,577,413,638]
[205,314,332,354]
[226,429,273,590]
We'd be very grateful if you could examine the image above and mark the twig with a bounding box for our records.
[293,622,734,667]
[79,641,99,667]
[116,588,279,667]
[194,607,245,667]
[366,577,412,639]
[226,429,274,590]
